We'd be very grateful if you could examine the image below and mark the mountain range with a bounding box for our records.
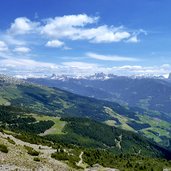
[26,73,171,147]
[27,73,171,115]
[0,74,171,170]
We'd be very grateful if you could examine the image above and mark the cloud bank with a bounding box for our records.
[3,14,143,51]
[0,57,170,78]
[0,14,154,78]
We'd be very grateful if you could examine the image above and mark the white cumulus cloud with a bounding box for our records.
[41,14,138,43]
[9,17,39,35]
[46,40,64,48]
[13,47,31,53]
[41,14,98,40]
[3,14,144,49]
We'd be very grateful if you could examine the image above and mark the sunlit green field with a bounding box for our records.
[33,114,66,135]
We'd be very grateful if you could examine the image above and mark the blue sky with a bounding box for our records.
[0,0,171,77]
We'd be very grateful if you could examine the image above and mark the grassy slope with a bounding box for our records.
[0,105,171,170]
[0,80,144,123]
[1,130,171,171]
[0,132,71,171]
[34,115,66,135]
[1,105,171,159]
[0,78,171,148]
[104,107,171,147]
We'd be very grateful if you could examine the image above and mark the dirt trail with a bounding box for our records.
[115,134,122,150]
[76,151,84,166]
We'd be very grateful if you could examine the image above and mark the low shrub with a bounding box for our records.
[24,145,39,156]
[33,157,41,162]
[0,144,8,153]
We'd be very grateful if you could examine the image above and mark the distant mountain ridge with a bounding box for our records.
[27,73,171,115]
[0,74,142,122]
[26,74,171,148]
[23,72,170,80]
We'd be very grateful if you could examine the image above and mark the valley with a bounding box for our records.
[0,75,171,170]
[27,75,171,148]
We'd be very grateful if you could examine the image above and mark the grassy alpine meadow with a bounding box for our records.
[33,114,66,135]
